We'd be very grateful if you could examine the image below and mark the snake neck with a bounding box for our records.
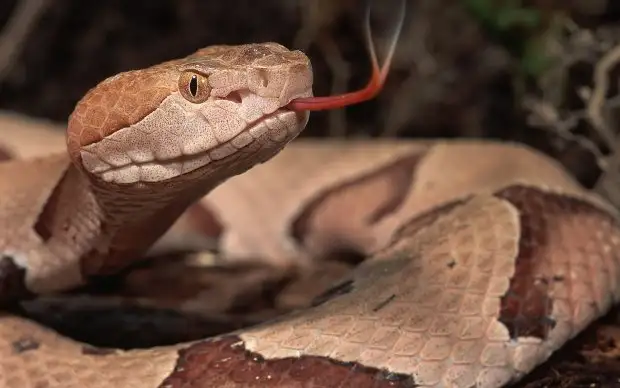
[60,137,291,277]
[91,175,225,276]
[41,162,217,278]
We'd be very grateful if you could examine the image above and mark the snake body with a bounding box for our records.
[0,43,619,388]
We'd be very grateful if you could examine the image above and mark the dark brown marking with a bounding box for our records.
[373,294,396,312]
[21,297,249,349]
[364,155,422,224]
[225,272,293,315]
[33,167,71,242]
[159,336,417,388]
[496,186,555,339]
[291,154,422,257]
[0,144,13,161]
[0,255,31,305]
[496,185,620,340]
[311,279,354,307]
[81,346,117,356]
[324,247,367,265]
[12,337,40,354]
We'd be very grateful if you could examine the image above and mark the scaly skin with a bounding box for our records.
[1,44,620,388]
[0,43,312,295]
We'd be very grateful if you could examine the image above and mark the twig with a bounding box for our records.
[524,97,608,170]
[0,0,52,82]
[586,41,620,149]
[594,136,620,209]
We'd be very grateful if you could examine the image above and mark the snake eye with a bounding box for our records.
[179,71,210,103]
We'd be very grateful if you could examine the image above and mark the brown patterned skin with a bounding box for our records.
[1,53,620,388]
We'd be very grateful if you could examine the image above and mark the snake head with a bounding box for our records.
[66,43,312,186]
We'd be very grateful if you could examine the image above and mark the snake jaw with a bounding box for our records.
[78,96,309,185]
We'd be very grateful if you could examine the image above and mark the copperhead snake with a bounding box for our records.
[1,22,620,388]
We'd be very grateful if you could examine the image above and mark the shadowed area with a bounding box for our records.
[0,145,12,161]
[292,153,421,262]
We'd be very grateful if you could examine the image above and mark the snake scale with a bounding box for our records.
[0,36,620,388]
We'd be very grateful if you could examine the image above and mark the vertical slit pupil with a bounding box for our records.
[190,75,198,96]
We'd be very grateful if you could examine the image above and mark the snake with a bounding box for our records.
[1,12,620,388]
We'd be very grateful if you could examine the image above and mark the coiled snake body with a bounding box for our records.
[0,43,619,388]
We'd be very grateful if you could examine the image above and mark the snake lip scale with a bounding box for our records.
[89,108,301,184]
[1,42,620,388]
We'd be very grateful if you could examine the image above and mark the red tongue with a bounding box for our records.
[287,0,405,112]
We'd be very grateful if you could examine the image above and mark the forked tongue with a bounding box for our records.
[287,0,406,111]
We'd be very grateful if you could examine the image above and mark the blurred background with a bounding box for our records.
[1,1,620,385]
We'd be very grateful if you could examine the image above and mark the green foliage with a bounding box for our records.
[463,0,560,79]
